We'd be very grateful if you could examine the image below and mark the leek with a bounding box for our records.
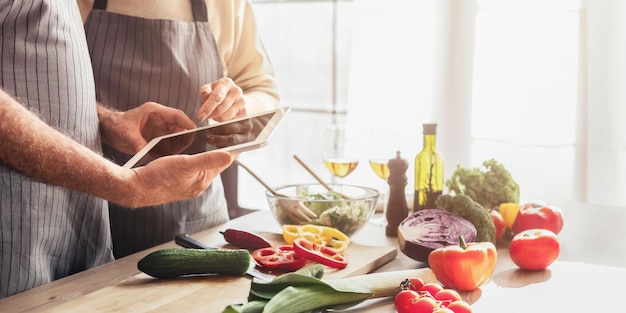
[222,265,436,313]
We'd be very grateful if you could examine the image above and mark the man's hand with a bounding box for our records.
[198,77,248,122]
[98,102,196,154]
[119,150,233,208]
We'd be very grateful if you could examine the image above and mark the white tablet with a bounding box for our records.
[123,107,290,168]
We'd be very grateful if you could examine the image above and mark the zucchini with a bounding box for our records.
[137,248,250,279]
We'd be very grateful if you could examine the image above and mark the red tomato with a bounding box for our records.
[512,204,564,235]
[490,210,506,241]
[509,228,560,270]
[421,282,444,297]
[435,289,462,304]
[447,300,473,313]
[394,289,420,313]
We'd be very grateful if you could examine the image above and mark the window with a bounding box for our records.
[239,0,625,211]
[470,0,581,205]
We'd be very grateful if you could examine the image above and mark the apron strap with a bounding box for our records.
[191,0,208,22]
[92,0,207,22]
[93,0,107,10]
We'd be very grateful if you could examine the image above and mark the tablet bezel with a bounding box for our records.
[122,107,290,169]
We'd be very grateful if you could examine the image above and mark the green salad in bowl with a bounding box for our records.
[266,184,379,236]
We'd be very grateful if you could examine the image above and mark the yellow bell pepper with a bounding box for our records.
[498,202,520,230]
[282,224,350,253]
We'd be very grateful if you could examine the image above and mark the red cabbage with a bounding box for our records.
[397,209,477,263]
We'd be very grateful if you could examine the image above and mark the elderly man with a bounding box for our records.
[0,0,232,298]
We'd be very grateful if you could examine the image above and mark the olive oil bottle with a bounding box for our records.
[413,123,444,212]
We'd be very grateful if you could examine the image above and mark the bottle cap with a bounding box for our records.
[423,123,437,135]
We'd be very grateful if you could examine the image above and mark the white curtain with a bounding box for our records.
[346,0,626,208]
[586,0,626,207]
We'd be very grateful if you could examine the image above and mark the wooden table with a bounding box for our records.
[2,203,626,312]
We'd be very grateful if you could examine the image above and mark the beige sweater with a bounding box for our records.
[206,0,280,111]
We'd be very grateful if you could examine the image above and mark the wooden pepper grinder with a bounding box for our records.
[386,151,409,237]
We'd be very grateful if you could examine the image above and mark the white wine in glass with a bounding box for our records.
[368,159,390,181]
[368,158,390,226]
[367,130,402,226]
[323,158,359,178]
[322,124,359,183]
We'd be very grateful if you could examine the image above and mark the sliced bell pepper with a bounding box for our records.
[252,245,307,271]
[292,237,348,269]
[282,224,350,253]
[428,236,497,291]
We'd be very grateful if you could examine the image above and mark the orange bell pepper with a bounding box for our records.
[428,237,497,291]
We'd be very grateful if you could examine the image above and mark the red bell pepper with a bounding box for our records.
[428,237,497,291]
[512,204,564,235]
[252,245,307,271]
[292,237,348,269]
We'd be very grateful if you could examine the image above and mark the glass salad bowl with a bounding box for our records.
[266,183,379,237]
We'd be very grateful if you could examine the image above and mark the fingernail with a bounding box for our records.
[200,87,211,99]
[199,112,208,121]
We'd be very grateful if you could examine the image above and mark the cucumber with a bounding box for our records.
[137,248,250,279]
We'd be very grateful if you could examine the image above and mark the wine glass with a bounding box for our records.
[322,124,359,185]
[367,130,402,226]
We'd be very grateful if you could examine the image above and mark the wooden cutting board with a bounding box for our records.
[46,233,397,313]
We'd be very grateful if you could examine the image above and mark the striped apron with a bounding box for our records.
[0,0,113,298]
[84,0,229,258]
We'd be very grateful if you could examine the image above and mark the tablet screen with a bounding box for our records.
[124,108,287,168]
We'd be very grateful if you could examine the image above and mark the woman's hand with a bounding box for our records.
[198,77,248,122]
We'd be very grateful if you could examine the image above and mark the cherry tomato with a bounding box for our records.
[409,277,425,291]
[394,289,420,313]
[490,209,506,241]
[413,296,439,313]
[421,282,444,297]
[447,300,473,313]
[396,280,473,313]
[435,288,462,304]
[509,228,560,270]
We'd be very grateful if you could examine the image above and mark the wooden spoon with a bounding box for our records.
[292,154,351,199]
[234,159,317,223]
[234,158,285,197]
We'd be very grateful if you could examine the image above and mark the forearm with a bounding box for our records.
[0,90,132,203]
[218,0,280,114]
[244,91,279,114]
[96,102,123,147]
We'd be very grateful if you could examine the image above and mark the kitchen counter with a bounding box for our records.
[1,202,625,312]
